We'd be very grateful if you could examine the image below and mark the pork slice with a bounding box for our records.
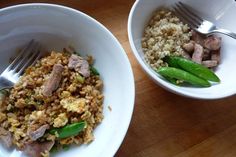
[68,54,82,68]
[24,141,55,157]
[27,124,49,141]
[0,127,13,148]
[202,48,211,60]
[183,41,194,53]
[204,35,221,50]
[68,54,90,78]
[192,43,204,64]
[202,60,218,68]
[191,30,205,45]
[211,49,221,63]
[182,51,191,59]
[42,64,64,97]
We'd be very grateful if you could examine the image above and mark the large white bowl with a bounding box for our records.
[0,3,135,157]
[128,0,236,99]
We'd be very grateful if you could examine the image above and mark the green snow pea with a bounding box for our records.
[90,66,100,75]
[164,56,220,82]
[49,121,86,139]
[157,67,211,87]
[161,75,180,85]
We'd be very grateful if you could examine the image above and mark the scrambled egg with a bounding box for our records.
[60,97,87,113]
[0,112,6,123]
[29,110,45,121]
[53,113,68,128]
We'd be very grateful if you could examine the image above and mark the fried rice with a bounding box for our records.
[0,51,104,157]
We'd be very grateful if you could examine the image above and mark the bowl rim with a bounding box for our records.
[127,0,236,100]
[0,3,135,157]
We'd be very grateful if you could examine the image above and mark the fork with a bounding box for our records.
[0,40,41,90]
[172,2,236,39]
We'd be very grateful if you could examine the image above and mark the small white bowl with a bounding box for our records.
[0,3,135,157]
[128,0,236,99]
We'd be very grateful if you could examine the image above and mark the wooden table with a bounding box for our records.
[1,1,236,157]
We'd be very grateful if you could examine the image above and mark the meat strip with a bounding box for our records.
[202,60,218,68]
[24,141,55,157]
[192,43,204,64]
[42,64,64,97]
[0,127,13,148]
[211,49,221,63]
[191,30,205,45]
[183,41,194,53]
[202,48,211,60]
[204,35,221,50]
[182,51,191,59]
[27,124,49,141]
[68,54,90,77]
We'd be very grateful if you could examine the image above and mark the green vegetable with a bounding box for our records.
[0,89,9,101]
[90,66,99,75]
[157,67,211,87]
[0,89,9,96]
[163,56,180,68]
[76,74,85,83]
[62,145,70,151]
[164,56,220,82]
[162,76,179,85]
[49,121,86,139]
[50,146,58,153]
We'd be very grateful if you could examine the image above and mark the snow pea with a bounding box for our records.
[90,66,100,75]
[164,56,220,82]
[157,67,211,87]
[162,75,179,85]
[49,121,86,139]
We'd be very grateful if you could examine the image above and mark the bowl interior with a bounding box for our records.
[0,4,134,157]
[129,0,236,99]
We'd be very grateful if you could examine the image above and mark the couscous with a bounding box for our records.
[142,8,192,69]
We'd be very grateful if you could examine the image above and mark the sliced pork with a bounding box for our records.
[182,51,191,59]
[204,35,221,50]
[0,127,13,148]
[202,48,211,60]
[192,43,204,64]
[42,64,64,97]
[27,124,49,141]
[211,49,221,63]
[68,54,90,78]
[182,32,221,68]
[191,30,204,45]
[23,141,54,157]
[183,41,194,53]
[202,60,218,68]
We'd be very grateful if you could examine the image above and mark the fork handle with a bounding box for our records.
[213,29,236,39]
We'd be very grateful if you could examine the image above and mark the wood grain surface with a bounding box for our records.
[1,0,236,157]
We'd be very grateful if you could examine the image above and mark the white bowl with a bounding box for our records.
[0,3,135,157]
[128,0,236,99]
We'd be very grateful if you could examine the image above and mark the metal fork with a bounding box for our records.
[172,2,236,39]
[0,40,41,90]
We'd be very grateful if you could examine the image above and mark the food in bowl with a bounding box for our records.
[157,56,220,87]
[0,50,104,157]
[142,8,191,69]
[141,8,221,87]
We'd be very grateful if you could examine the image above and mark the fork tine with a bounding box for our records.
[178,2,203,24]
[31,51,42,65]
[174,3,200,27]
[11,41,39,73]
[173,6,198,29]
[17,44,41,75]
[7,40,34,71]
